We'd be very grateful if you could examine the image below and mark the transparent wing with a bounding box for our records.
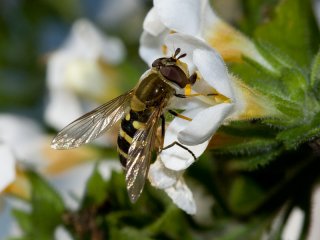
[51,91,134,149]
[125,104,165,203]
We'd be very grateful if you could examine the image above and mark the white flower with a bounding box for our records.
[282,207,305,240]
[45,19,125,130]
[307,185,320,240]
[314,0,320,29]
[140,0,273,70]
[0,144,16,193]
[147,33,237,214]
[97,0,143,27]
[0,114,121,238]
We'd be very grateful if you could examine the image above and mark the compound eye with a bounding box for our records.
[160,65,188,88]
[152,58,165,68]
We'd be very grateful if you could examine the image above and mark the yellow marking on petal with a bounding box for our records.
[133,121,145,129]
[41,137,99,175]
[230,76,279,120]
[205,21,273,70]
[4,168,31,200]
[214,94,231,103]
[205,21,245,62]
[169,30,177,34]
[125,113,130,121]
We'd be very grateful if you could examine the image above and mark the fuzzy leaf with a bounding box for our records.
[230,61,304,122]
[254,0,320,68]
[311,49,320,97]
[227,148,283,171]
[277,112,320,149]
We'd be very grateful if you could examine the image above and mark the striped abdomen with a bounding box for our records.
[117,109,152,168]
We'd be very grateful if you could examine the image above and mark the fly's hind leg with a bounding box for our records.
[161,141,196,161]
[160,113,196,160]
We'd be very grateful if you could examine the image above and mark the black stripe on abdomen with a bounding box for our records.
[117,109,151,168]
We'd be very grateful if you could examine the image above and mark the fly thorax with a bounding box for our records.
[131,95,146,112]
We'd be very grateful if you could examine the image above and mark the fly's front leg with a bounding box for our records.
[168,110,192,121]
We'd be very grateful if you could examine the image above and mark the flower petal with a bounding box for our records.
[0,144,16,192]
[66,19,125,64]
[139,31,167,66]
[281,207,304,240]
[154,0,201,35]
[0,114,44,162]
[148,157,181,189]
[164,178,196,214]
[49,160,120,210]
[161,108,209,171]
[143,7,166,36]
[54,226,73,240]
[178,103,234,145]
[45,90,83,130]
[193,48,233,99]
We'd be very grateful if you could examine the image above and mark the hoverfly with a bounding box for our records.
[51,48,198,203]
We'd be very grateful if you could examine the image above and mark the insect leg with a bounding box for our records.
[174,93,217,98]
[162,141,196,161]
[168,110,192,121]
[158,115,165,154]
[161,115,165,139]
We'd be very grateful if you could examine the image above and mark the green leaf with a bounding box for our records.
[143,206,193,240]
[11,209,32,234]
[228,176,265,215]
[227,148,283,171]
[214,137,280,156]
[311,49,320,97]
[110,227,154,240]
[238,0,279,36]
[12,172,65,240]
[83,164,109,207]
[28,172,65,239]
[230,61,304,122]
[277,112,320,149]
[278,68,307,103]
[254,0,320,68]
